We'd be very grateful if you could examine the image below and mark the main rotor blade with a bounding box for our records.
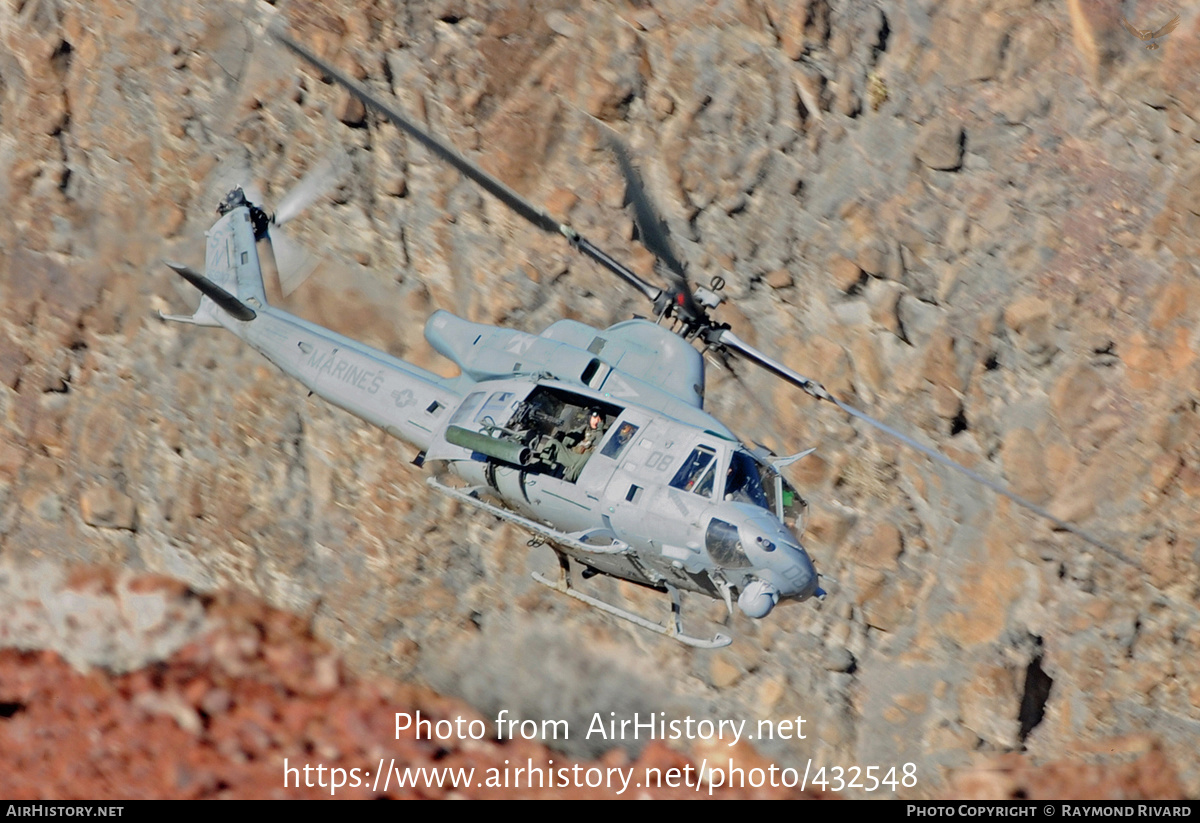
[716,329,1130,563]
[273,31,663,303]
[602,130,702,321]
[277,32,560,234]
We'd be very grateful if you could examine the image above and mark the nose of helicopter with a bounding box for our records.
[737,511,822,602]
[782,542,821,601]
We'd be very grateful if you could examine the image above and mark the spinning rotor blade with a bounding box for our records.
[270,228,320,295]
[274,151,347,227]
[715,329,1129,563]
[273,30,663,304]
[238,154,342,295]
[601,130,702,322]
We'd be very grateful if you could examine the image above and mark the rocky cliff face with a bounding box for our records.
[1,0,1198,797]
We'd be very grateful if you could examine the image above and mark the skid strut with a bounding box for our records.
[533,551,731,649]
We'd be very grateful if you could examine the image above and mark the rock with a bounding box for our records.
[850,522,903,570]
[545,10,580,38]
[1004,295,1052,334]
[1006,19,1058,78]
[915,119,964,171]
[822,646,855,672]
[0,335,30,390]
[708,652,744,689]
[922,326,965,393]
[969,14,1011,81]
[855,241,888,277]
[765,269,793,289]
[80,486,137,531]
[763,0,809,61]
[1065,0,1124,83]
[959,664,1022,747]
[335,89,366,126]
[1050,364,1104,429]
[829,253,864,292]
[1001,428,1051,503]
[867,279,904,336]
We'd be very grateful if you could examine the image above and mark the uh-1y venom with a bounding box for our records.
[160,31,1122,648]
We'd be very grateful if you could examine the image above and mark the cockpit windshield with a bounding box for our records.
[725,451,770,509]
[723,450,806,528]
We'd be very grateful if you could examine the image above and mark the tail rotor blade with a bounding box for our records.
[274,151,347,227]
[242,181,269,211]
[269,227,320,295]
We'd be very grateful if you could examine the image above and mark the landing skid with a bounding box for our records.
[532,555,732,649]
[428,476,731,648]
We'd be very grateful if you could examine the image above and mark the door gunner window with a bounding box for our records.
[671,446,716,496]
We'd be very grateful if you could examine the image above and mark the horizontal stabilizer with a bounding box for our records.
[164,261,257,321]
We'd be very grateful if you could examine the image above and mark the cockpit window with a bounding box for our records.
[670,446,716,496]
[725,451,770,509]
[706,518,751,567]
[724,450,806,526]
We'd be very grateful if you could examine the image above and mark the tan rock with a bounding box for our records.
[0,335,30,390]
[807,504,857,551]
[1149,453,1183,492]
[1050,364,1104,429]
[931,383,962,420]
[851,522,903,570]
[829,253,864,291]
[855,242,888,277]
[915,119,964,171]
[765,269,793,289]
[867,279,904,335]
[959,664,1022,746]
[335,90,366,126]
[763,0,810,61]
[1047,453,1113,524]
[970,14,1012,81]
[1003,295,1049,333]
[847,334,885,394]
[922,327,964,393]
[757,677,787,710]
[1066,0,1123,83]
[1002,428,1051,504]
[853,566,886,606]
[80,486,138,531]
[862,576,910,633]
[709,652,744,689]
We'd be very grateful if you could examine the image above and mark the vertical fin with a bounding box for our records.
[205,206,267,305]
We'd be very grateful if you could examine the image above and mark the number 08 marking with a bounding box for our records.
[646,451,672,471]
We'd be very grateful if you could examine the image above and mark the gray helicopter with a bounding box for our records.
[161,32,1121,648]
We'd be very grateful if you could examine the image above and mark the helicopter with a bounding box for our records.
[160,30,1123,648]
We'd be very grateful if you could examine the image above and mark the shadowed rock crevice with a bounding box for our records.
[1018,642,1052,745]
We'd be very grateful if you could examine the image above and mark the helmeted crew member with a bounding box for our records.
[572,407,607,454]
[541,407,607,482]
